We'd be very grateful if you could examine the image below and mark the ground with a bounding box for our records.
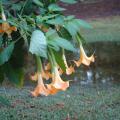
[0,0,120,120]
[0,84,120,120]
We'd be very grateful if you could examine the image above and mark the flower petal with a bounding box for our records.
[51,67,69,91]
[46,84,59,95]
[30,73,38,81]
[66,66,75,75]
[74,45,95,67]
[42,70,52,80]
[31,73,50,97]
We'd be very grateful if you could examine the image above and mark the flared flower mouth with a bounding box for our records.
[46,84,59,95]
[31,73,50,97]
[49,67,69,91]
[42,70,52,80]
[44,63,51,71]
[30,70,52,81]
[62,53,75,75]
[74,44,95,67]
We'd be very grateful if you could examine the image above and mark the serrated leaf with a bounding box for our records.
[29,30,47,58]
[0,42,15,66]
[48,4,66,11]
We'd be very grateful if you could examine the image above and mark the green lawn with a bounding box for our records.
[82,16,120,43]
[0,84,120,120]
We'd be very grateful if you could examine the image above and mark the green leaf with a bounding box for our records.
[64,15,75,21]
[33,0,43,7]
[75,19,92,29]
[0,42,15,66]
[0,96,11,106]
[46,16,64,25]
[5,64,24,87]
[60,0,77,4]
[64,21,79,37]
[46,30,75,51]
[64,19,92,37]
[53,51,66,72]
[48,4,66,12]
[52,37,76,51]
[36,14,58,24]
[29,30,48,58]
[58,27,72,40]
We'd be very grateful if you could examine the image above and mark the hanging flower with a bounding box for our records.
[30,72,38,81]
[74,44,95,67]
[42,70,52,80]
[44,63,51,71]
[31,73,50,97]
[0,10,17,37]
[30,70,52,81]
[58,67,64,75]
[46,80,59,95]
[62,53,75,75]
[48,66,69,91]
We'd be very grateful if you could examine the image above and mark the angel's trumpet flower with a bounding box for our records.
[74,44,95,67]
[62,53,75,75]
[30,70,52,81]
[42,70,52,80]
[31,73,50,97]
[48,66,69,91]
[44,63,51,71]
[0,9,17,37]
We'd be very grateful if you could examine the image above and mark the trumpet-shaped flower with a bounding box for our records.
[42,70,52,80]
[48,67,69,91]
[44,63,51,71]
[30,70,52,81]
[62,54,75,75]
[31,73,50,97]
[30,72,38,81]
[0,11,17,36]
[46,82,59,95]
[74,44,95,67]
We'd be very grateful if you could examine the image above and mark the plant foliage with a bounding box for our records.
[0,0,94,97]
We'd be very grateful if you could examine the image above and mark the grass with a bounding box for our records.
[0,84,120,120]
[81,16,120,42]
